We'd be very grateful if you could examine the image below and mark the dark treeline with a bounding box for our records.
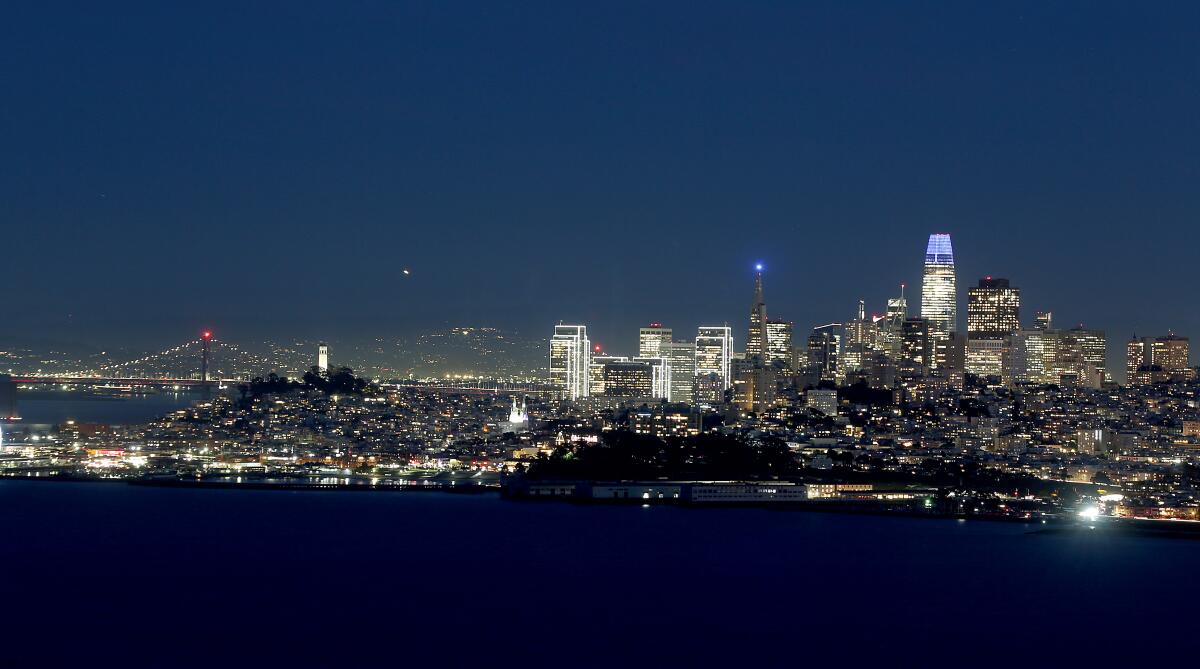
[525,431,796,481]
[238,367,371,400]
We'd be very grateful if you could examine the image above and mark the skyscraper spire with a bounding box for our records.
[747,263,768,359]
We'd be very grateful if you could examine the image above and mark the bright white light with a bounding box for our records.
[1099,493,1124,503]
[1079,506,1100,522]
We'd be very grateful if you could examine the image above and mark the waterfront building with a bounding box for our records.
[920,234,957,370]
[550,324,591,400]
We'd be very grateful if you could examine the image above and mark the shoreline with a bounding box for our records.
[4,474,1199,539]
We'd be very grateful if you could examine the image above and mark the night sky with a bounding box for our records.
[5,2,1199,371]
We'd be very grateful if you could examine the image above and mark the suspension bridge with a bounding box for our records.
[11,331,277,388]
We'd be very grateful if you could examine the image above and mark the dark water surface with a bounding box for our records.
[13,390,201,425]
[1,480,1194,667]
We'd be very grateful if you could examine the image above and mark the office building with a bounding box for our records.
[1127,334,1192,384]
[879,286,908,360]
[696,326,733,390]
[806,388,839,416]
[900,317,932,372]
[664,341,696,405]
[920,234,957,370]
[638,324,672,358]
[589,355,628,397]
[966,277,1020,337]
[734,366,776,414]
[1065,326,1108,384]
[602,360,654,398]
[1152,335,1190,377]
[765,319,794,368]
[966,277,1020,377]
[550,324,590,400]
[807,325,841,381]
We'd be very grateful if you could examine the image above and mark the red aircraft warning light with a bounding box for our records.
[202,331,213,340]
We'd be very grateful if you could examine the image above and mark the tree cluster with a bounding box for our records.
[239,366,371,401]
[525,431,797,481]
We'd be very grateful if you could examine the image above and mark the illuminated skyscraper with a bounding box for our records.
[602,360,655,398]
[879,285,908,360]
[317,343,329,373]
[1066,326,1108,384]
[920,234,957,370]
[1127,334,1191,384]
[1126,337,1148,384]
[765,319,793,368]
[843,300,874,372]
[900,317,932,371]
[747,265,768,361]
[807,324,842,381]
[638,324,672,358]
[550,325,590,400]
[664,341,696,405]
[696,326,733,390]
[1152,334,1190,377]
[589,355,626,396]
[967,278,1020,337]
[966,277,1020,377]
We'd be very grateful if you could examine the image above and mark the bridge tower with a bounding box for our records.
[201,330,213,382]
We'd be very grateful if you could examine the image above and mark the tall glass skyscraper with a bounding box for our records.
[920,234,957,371]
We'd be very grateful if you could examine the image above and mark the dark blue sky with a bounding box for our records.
[4,1,1199,369]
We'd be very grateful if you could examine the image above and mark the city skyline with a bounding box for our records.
[2,230,1190,384]
[549,232,1191,388]
[4,2,1200,359]
[7,5,1200,667]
